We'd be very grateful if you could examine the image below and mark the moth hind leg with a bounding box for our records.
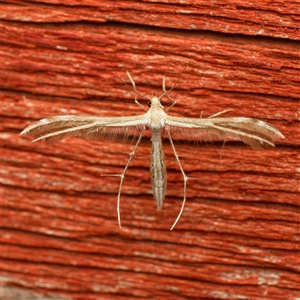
[166,130,189,230]
[102,128,145,228]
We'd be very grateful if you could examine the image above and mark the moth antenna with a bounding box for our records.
[159,63,189,100]
[162,76,177,112]
[118,74,151,104]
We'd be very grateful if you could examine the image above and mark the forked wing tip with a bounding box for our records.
[31,137,41,143]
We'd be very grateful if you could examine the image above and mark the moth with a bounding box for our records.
[21,66,284,230]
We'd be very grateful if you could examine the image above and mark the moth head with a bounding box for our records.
[148,95,164,107]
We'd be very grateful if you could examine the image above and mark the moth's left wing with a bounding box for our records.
[21,115,147,144]
[166,116,284,149]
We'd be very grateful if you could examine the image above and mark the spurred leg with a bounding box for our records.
[208,109,233,118]
[166,130,189,230]
[102,128,145,228]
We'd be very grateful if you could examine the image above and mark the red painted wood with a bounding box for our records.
[2,0,300,40]
[1,1,299,299]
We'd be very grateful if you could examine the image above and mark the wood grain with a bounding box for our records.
[1,1,299,299]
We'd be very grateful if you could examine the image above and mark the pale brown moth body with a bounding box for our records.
[20,66,284,230]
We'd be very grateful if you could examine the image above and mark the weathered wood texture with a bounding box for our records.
[1,1,299,299]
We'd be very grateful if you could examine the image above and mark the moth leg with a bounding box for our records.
[102,128,145,228]
[166,130,189,230]
[208,109,233,118]
[126,71,147,111]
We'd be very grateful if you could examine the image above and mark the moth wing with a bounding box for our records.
[21,115,147,144]
[166,116,284,149]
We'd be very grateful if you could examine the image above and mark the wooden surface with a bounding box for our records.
[1,1,299,299]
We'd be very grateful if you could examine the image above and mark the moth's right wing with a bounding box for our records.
[20,115,147,144]
[166,116,284,149]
